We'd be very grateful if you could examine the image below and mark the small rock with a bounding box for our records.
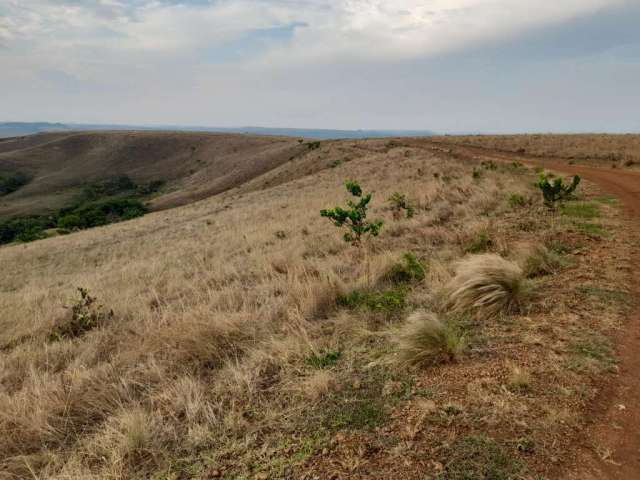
[255,473,268,480]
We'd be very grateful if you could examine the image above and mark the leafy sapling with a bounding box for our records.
[320,180,383,246]
[537,173,581,208]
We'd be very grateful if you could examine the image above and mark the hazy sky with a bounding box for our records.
[1,0,639,133]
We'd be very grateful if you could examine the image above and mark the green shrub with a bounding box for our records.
[57,214,84,230]
[58,198,147,229]
[388,192,415,219]
[481,160,498,171]
[320,180,383,246]
[537,173,580,207]
[385,252,426,284]
[0,216,51,244]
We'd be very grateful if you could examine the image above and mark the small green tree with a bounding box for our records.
[320,180,383,246]
[537,173,581,207]
[388,192,415,219]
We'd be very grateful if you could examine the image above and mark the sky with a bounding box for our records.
[1,0,639,133]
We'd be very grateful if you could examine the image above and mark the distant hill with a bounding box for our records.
[0,122,69,138]
[0,131,309,217]
[0,122,435,140]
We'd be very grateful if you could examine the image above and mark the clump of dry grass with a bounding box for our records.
[447,254,529,318]
[521,244,564,278]
[396,310,467,366]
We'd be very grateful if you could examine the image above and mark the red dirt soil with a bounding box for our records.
[433,142,640,480]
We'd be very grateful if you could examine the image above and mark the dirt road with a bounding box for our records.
[436,142,640,479]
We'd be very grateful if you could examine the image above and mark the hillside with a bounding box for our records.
[0,135,637,479]
[0,131,309,217]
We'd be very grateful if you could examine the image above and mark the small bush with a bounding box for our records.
[439,436,524,480]
[320,180,383,246]
[385,252,426,284]
[396,311,466,366]
[522,244,564,278]
[388,192,415,219]
[537,173,580,207]
[447,254,529,318]
[307,141,321,150]
[50,288,114,341]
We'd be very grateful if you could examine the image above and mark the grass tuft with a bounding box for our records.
[522,244,564,278]
[447,254,530,318]
[396,311,467,366]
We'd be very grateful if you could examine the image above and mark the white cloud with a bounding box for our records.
[0,0,636,131]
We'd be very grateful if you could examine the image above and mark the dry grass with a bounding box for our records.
[0,136,634,479]
[433,133,640,169]
[446,254,529,319]
[395,311,467,366]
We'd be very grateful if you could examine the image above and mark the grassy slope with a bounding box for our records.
[0,137,635,479]
[0,131,309,217]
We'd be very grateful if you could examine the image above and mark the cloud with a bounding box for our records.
[0,0,638,132]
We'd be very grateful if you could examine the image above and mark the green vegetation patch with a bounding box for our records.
[438,436,525,480]
[560,202,600,219]
[0,172,30,196]
[573,221,607,237]
[568,336,616,373]
[0,175,161,245]
[337,287,407,316]
[306,350,341,369]
[385,252,426,284]
[577,286,630,306]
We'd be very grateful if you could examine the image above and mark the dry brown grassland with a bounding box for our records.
[0,138,634,479]
[432,134,640,170]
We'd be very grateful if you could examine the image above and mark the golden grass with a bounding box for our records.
[446,254,529,318]
[0,137,634,479]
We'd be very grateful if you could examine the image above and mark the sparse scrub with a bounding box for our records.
[385,252,426,284]
[507,365,532,393]
[508,193,528,208]
[447,254,529,318]
[439,436,525,480]
[320,180,383,246]
[464,231,494,254]
[388,192,415,219]
[50,288,114,341]
[396,311,467,366]
[522,244,564,278]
